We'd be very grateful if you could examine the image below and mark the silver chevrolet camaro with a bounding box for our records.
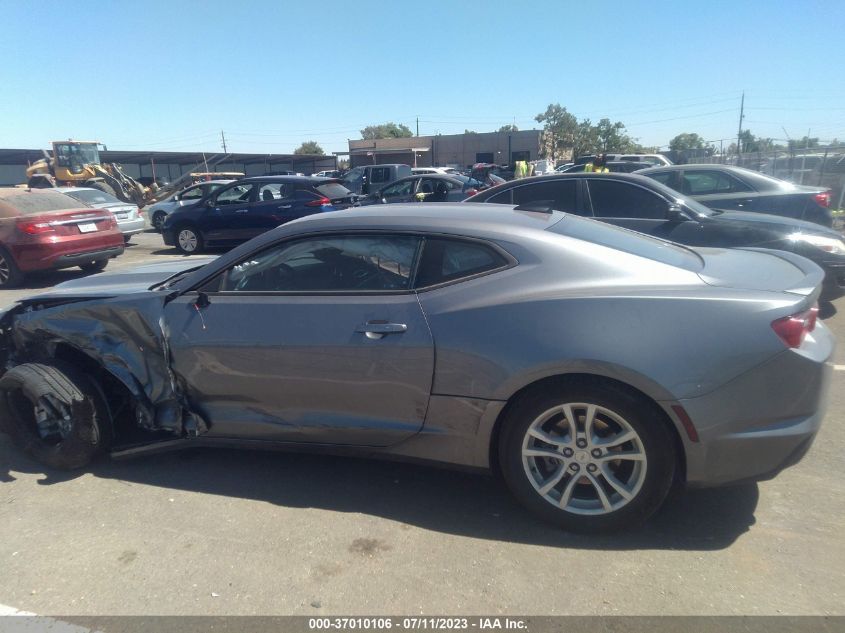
[0,204,833,532]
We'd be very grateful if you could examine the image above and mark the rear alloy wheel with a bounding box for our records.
[0,246,23,288]
[79,259,108,273]
[0,363,112,470]
[176,226,203,254]
[499,383,675,533]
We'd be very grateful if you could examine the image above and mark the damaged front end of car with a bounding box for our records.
[0,293,207,459]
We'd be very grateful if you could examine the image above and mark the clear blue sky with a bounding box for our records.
[2,0,843,155]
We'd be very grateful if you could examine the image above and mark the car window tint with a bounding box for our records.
[683,170,752,195]
[315,182,352,199]
[383,180,414,198]
[221,235,421,292]
[485,190,513,205]
[647,172,673,186]
[587,180,668,219]
[216,184,254,205]
[370,167,391,184]
[510,180,577,212]
[416,238,509,288]
[180,186,205,200]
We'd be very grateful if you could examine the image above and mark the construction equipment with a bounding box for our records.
[26,140,149,206]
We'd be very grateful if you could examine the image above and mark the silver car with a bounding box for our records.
[145,180,234,231]
[56,187,146,242]
[0,204,833,532]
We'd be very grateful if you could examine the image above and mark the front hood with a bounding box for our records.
[23,257,217,301]
[715,211,840,237]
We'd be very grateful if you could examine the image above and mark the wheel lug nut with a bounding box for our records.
[570,463,580,472]
[591,449,602,458]
[576,439,587,448]
[587,464,597,473]
[563,448,574,457]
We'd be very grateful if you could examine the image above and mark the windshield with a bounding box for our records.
[452,174,485,188]
[0,191,86,217]
[549,212,703,272]
[642,176,716,216]
[65,189,122,205]
[54,143,100,167]
[315,182,353,198]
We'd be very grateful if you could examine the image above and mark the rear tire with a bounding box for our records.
[84,180,118,198]
[0,245,23,289]
[79,259,108,273]
[175,225,204,254]
[152,211,167,231]
[498,381,675,533]
[0,363,112,470]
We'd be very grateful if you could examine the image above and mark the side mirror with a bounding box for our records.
[667,204,685,222]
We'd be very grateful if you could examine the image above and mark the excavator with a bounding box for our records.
[26,140,149,206]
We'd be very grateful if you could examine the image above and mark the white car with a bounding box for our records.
[145,180,234,231]
[56,187,146,243]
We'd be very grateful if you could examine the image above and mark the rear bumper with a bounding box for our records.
[117,218,146,236]
[674,320,834,487]
[13,235,125,272]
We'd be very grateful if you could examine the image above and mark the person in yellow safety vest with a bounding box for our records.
[584,153,610,173]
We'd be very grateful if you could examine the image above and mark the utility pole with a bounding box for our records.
[416,117,419,137]
[220,130,228,153]
[736,91,745,160]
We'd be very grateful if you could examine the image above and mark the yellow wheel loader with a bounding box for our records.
[26,140,149,206]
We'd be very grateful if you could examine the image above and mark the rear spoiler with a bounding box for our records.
[741,247,825,299]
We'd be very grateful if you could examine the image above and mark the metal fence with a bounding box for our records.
[684,146,845,210]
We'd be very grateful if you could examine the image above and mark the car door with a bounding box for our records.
[248,181,303,236]
[681,169,758,212]
[584,178,682,240]
[163,233,433,446]
[201,182,258,246]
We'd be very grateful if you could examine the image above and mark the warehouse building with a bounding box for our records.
[345,129,543,169]
[0,149,337,186]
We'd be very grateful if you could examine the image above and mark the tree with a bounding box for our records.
[788,136,820,151]
[669,133,706,151]
[571,119,599,159]
[464,129,478,135]
[293,141,324,155]
[360,122,413,140]
[498,124,519,133]
[594,118,636,153]
[535,103,578,162]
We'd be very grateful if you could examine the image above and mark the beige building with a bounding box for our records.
[346,130,543,169]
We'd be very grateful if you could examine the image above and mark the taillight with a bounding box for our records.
[465,188,478,197]
[306,196,331,207]
[17,221,55,235]
[771,304,819,348]
[814,192,831,208]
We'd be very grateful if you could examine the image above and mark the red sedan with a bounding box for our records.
[0,188,125,288]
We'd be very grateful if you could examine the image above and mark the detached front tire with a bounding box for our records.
[498,382,675,533]
[0,363,112,470]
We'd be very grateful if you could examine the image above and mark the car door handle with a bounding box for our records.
[235,209,249,213]
[278,204,292,209]
[356,321,407,339]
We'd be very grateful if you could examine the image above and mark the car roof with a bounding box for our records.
[238,176,331,184]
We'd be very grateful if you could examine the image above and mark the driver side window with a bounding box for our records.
[180,186,204,201]
[219,235,421,293]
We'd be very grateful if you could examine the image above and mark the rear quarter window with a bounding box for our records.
[415,238,510,288]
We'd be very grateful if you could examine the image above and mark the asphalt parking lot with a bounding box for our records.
[0,230,843,616]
